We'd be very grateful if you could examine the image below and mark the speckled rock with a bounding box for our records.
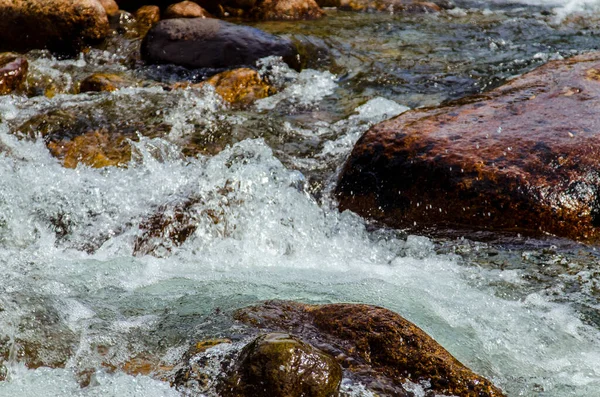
[141,18,299,70]
[221,333,342,397]
[164,1,212,18]
[0,53,28,95]
[336,52,600,242]
[0,0,110,54]
[236,301,505,397]
[251,0,324,20]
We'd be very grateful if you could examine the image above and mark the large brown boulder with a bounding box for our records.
[336,52,600,242]
[236,301,504,397]
[141,18,299,70]
[0,0,110,54]
[221,333,342,397]
[0,53,28,95]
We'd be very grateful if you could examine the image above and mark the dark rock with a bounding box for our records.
[79,73,134,93]
[250,0,324,20]
[336,51,600,242]
[135,5,161,37]
[0,0,110,54]
[221,332,342,397]
[235,301,505,397]
[164,1,212,18]
[141,18,299,70]
[0,53,28,95]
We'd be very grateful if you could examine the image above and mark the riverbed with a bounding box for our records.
[1,1,600,396]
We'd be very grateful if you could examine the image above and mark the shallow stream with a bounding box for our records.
[1,1,600,396]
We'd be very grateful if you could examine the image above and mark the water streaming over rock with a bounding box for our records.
[1,1,600,396]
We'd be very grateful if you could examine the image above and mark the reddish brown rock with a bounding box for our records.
[336,52,600,242]
[251,0,324,20]
[99,0,120,16]
[0,0,110,54]
[0,53,28,95]
[135,5,161,37]
[164,1,212,18]
[79,73,134,93]
[235,301,504,397]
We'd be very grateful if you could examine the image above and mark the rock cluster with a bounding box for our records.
[234,301,505,397]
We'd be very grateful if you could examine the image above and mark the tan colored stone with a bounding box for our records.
[79,73,133,93]
[164,1,212,18]
[135,5,161,37]
[251,0,324,20]
[99,0,120,16]
[193,68,274,106]
[47,130,131,168]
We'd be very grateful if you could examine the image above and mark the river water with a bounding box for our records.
[1,1,600,396]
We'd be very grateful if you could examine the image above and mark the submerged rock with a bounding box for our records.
[0,0,110,54]
[47,130,132,168]
[221,333,342,397]
[338,0,449,12]
[0,53,28,95]
[164,1,212,18]
[141,18,299,70]
[337,51,600,243]
[250,0,324,20]
[79,73,135,93]
[235,301,505,397]
[187,68,275,106]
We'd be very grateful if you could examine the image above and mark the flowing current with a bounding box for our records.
[1,1,600,396]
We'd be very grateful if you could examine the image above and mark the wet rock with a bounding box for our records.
[0,53,28,95]
[134,182,239,256]
[338,0,446,13]
[251,0,324,20]
[164,1,212,18]
[336,51,600,243]
[0,0,110,54]
[141,18,299,70]
[190,68,274,106]
[135,5,161,37]
[79,73,135,93]
[221,333,342,397]
[47,129,132,168]
[99,0,121,16]
[235,301,505,397]
[14,106,169,168]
